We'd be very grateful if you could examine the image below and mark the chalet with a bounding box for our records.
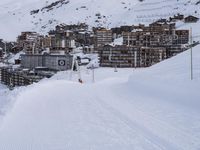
[184,15,199,23]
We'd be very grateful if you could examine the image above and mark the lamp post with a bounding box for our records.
[190,27,193,80]
[92,64,95,83]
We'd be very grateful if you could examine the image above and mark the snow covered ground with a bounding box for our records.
[0,85,11,124]
[0,44,200,149]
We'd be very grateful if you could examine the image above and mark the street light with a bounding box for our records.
[190,27,193,80]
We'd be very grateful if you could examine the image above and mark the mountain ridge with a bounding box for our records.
[0,0,199,41]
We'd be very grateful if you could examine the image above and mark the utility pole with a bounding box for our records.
[134,50,137,69]
[190,27,193,80]
[114,64,118,72]
[92,64,95,83]
[69,55,75,80]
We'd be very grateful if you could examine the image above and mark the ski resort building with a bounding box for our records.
[140,47,167,67]
[48,29,75,53]
[99,45,140,68]
[17,32,44,54]
[45,24,95,54]
[0,67,44,88]
[99,45,166,68]
[21,54,73,71]
[13,21,190,70]
[122,21,189,58]
[95,28,113,48]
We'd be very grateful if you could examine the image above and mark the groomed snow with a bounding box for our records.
[0,44,200,149]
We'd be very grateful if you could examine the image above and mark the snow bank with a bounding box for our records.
[127,44,200,109]
[0,81,157,150]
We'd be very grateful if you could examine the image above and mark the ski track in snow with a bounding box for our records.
[94,96,179,150]
[95,84,200,150]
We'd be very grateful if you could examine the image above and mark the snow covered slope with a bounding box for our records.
[0,0,200,40]
[0,85,11,124]
[0,45,200,149]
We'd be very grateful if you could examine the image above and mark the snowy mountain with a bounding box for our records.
[0,0,200,40]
